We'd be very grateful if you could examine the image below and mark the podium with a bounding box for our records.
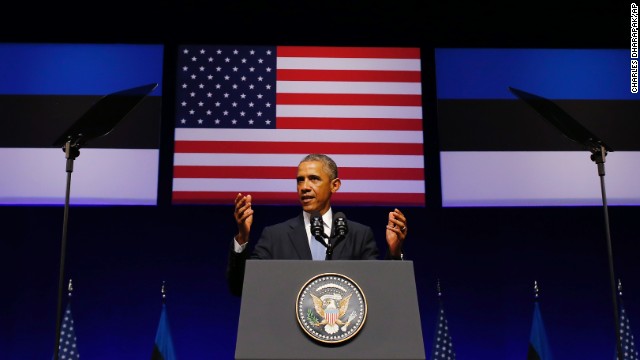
[235,260,426,360]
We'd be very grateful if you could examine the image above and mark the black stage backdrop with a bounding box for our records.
[1,2,637,359]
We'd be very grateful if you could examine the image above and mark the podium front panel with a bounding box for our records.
[235,260,425,360]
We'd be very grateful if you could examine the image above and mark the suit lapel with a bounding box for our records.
[287,214,312,260]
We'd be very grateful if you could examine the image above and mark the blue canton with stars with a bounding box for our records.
[175,45,277,129]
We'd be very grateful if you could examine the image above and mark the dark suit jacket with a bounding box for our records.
[226,213,381,296]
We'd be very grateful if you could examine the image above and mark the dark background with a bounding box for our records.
[2,2,637,359]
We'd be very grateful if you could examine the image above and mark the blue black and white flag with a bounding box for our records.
[436,48,640,207]
[0,43,164,205]
[151,303,177,360]
[527,301,552,360]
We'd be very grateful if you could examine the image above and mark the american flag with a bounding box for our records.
[172,45,424,206]
[431,302,456,360]
[57,303,80,360]
[618,301,639,360]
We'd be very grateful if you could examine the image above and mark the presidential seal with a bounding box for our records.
[296,273,367,344]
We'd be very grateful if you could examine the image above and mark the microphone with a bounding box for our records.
[310,211,328,242]
[326,212,348,261]
[333,212,348,238]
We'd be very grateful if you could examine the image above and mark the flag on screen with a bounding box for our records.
[56,303,80,360]
[0,43,163,206]
[527,301,552,360]
[151,304,177,360]
[436,48,640,207]
[173,45,425,206]
[430,299,456,360]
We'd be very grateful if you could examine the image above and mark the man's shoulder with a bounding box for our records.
[346,218,373,232]
[264,215,302,231]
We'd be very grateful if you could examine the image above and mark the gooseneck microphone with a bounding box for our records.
[333,212,348,238]
[310,211,350,260]
[310,211,328,246]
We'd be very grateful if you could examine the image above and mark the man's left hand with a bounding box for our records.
[386,208,407,258]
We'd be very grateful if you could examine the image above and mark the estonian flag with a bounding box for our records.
[151,303,177,360]
[0,43,163,205]
[436,48,640,207]
[527,301,552,360]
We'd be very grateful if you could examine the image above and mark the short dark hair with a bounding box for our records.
[300,154,339,180]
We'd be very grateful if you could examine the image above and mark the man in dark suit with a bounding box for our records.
[226,153,408,296]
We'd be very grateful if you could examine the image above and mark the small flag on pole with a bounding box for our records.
[527,281,552,360]
[430,280,456,360]
[616,279,639,360]
[58,303,80,360]
[151,282,177,360]
[55,279,80,360]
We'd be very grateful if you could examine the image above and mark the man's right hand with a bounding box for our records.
[234,193,253,245]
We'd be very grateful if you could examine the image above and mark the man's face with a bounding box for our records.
[296,160,340,214]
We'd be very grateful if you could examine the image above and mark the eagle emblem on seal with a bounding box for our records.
[310,292,357,334]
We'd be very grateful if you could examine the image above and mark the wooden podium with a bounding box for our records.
[235,260,426,360]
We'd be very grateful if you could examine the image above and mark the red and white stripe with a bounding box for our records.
[173,46,424,206]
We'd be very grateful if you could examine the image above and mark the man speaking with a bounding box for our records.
[226,153,408,296]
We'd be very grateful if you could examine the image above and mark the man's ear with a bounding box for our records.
[331,178,341,193]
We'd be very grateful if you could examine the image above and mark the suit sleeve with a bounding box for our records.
[225,227,275,296]
[226,240,250,297]
[360,225,380,260]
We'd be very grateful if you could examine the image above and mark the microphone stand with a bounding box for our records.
[325,236,334,260]
[312,233,333,260]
